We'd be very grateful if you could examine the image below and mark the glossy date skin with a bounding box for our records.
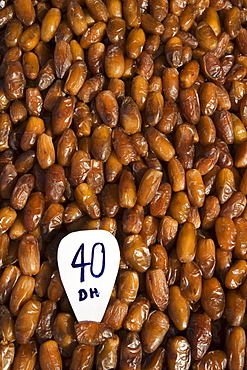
[1,0,247,369]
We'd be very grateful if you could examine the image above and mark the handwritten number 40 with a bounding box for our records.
[71,242,106,282]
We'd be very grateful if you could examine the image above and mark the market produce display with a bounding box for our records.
[1,0,247,368]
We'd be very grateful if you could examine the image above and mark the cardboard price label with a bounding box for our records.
[57,230,120,322]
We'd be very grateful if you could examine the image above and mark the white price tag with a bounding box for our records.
[57,230,120,322]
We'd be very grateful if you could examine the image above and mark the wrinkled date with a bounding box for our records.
[0,0,247,369]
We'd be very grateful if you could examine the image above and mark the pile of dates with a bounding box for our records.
[1,0,247,368]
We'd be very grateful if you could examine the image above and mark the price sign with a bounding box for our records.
[57,230,120,322]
